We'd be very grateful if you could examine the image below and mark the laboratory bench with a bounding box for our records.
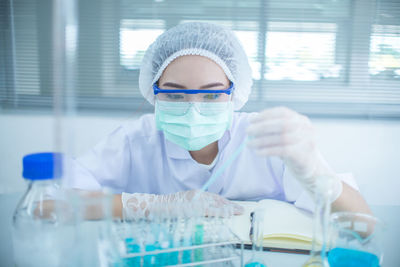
[1,193,399,266]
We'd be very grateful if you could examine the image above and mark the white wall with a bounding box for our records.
[1,113,399,206]
[314,119,400,206]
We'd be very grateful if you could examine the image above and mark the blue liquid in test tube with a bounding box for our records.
[124,238,141,267]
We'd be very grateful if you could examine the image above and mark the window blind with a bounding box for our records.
[1,0,399,118]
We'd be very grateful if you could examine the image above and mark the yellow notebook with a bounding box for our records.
[229,199,320,253]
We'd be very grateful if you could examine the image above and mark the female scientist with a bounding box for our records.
[68,22,371,217]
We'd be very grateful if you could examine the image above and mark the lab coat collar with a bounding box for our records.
[164,129,232,160]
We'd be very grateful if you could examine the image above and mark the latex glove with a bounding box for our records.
[246,107,342,201]
[122,190,244,219]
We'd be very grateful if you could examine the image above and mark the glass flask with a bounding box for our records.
[328,212,384,267]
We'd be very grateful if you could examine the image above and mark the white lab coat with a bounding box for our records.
[65,112,358,212]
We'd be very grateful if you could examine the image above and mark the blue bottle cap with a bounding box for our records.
[22,152,63,180]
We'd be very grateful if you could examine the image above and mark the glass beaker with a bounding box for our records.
[328,212,384,267]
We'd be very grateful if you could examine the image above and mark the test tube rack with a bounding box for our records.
[119,240,244,266]
[111,219,244,267]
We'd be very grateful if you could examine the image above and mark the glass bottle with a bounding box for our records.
[12,152,75,267]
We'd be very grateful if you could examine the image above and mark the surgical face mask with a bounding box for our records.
[155,100,233,151]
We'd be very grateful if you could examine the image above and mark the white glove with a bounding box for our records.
[246,107,343,201]
[122,190,244,219]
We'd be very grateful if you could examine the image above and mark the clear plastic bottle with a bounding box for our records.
[12,152,74,267]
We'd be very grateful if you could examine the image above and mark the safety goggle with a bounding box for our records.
[156,100,232,116]
[153,82,234,103]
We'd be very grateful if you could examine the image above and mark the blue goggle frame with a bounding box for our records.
[153,82,235,95]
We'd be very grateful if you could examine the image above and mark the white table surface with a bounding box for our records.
[1,193,399,267]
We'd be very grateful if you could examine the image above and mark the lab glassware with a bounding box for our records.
[12,153,77,267]
[303,178,334,267]
[72,189,119,266]
[115,200,243,266]
[245,209,267,267]
[328,212,383,267]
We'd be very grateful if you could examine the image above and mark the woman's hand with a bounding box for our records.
[122,190,243,218]
[175,190,244,216]
[246,107,342,199]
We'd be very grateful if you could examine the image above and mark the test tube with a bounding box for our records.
[303,177,334,267]
[245,209,267,267]
[192,200,205,263]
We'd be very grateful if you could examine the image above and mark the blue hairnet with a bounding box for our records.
[139,22,253,110]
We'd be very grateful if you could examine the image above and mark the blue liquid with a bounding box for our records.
[328,247,380,267]
[144,244,157,267]
[182,236,192,264]
[245,262,266,267]
[122,238,141,267]
[182,249,192,264]
[168,237,179,265]
[194,224,204,262]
